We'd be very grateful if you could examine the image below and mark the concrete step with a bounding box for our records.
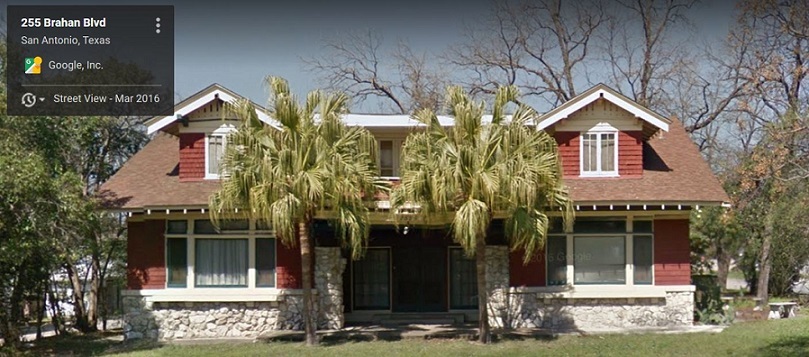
[373,313,466,325]
[379,318,456,326]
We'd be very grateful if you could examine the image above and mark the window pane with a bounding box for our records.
[220,219,249,231]
[256,238,276,287]
[574,236,625,284]
[546,236,567,286]
[600,133,615,172]
[548,218,565,234]
[193,219,249,234]
[194,220,217,234]
[450,248,478,309]
[208,136,223,175]
[582,134,597,172]
[573,219,626,233]
[167,238,187,287]
[166,220,187,234]
[256,219,272,231]
[634,235,653,284]
[634,220,653,233]
[379,140,394,176]
[353,249,390,310]
[195,239,248,287]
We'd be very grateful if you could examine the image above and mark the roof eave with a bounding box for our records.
[536,84,671,133]
[146,85,277,135]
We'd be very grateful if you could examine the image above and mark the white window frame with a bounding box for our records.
[549,216,654,287]
[165,218,276,289]
[579,128,619,177]
[205,125,236,179]
[377,139,403,179]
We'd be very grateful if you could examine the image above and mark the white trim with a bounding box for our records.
[122,288,306,302]
[147,88,275,135]
[509,285,694,299]
[204,134,225,179]
[536,86,670,132]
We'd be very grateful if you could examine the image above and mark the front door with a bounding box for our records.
[392,246,446,312]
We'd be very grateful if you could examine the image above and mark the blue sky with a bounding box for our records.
[2,0,738,110]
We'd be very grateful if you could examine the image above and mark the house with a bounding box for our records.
[101,83,729,340]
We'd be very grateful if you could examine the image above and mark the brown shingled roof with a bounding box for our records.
[99,133,220,210]
[563,117,729,204]
[100,116,728,210]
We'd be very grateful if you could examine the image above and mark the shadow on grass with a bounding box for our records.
[18,330,162,356]
[260,324,559,347]
[757,336,809,357]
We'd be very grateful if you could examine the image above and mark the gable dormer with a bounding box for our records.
[145,84,274,182]
[538,84,670,179]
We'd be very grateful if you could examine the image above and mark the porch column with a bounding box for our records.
[314,246,345,329]
[485,245,510,328]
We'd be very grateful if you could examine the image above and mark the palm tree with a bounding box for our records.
[391,85,573,343]
[210,77,384,346]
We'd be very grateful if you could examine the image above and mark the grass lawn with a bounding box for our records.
[15,317,809,357]
[728,269,746,281]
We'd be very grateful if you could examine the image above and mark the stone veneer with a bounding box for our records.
[314,246,346,330]
[125,244,692,339]
[485,245,695,330]
[122,247,346,340]
[122,295,305,340]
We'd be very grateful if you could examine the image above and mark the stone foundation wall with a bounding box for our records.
[484,243,694,330]
[122,296,305,340]
[122,247,345,341]
[501,291,694,330]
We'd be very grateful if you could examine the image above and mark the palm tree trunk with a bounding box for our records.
[475,237,491,343]
[299,221,318,346]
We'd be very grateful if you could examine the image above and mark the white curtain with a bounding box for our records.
[574,236,626,284]
[583,134,597,171]
[600,133,615,171]
[208,136,223,175]
[195,239,247,286]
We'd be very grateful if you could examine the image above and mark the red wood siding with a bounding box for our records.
[127,220,166,289]
[554,132,579,177]
[179,133,205,181]
[555,131,643,177]
[654,219,691,285]
[510,248,546,287]
[276,240,303,289]
[618,131,643,177]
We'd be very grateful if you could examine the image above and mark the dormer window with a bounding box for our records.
[580,130,618,177]
[206,134,225,179]
[205,124,236,179]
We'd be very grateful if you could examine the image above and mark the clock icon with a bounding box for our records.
[22,92,38,108]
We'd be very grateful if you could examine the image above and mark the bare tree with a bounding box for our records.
[602,0,696,106]
[305,30,447,114]
[450,0,605,109]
